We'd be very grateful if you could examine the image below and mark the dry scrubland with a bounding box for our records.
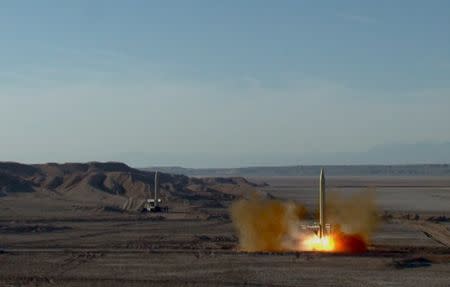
[0,165,449,286]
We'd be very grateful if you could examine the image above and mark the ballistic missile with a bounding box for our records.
[319,168,326,238]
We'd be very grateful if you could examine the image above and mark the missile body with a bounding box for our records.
[319,168,326,238]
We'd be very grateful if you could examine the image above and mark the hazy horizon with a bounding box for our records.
[3,141,450,169]
[1,1,450,167]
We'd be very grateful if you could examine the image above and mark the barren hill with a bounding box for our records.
[0,162,260,213]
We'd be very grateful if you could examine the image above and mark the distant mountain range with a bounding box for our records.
[140,142,450,177]
[119,142,450,168]
[301,142,450,165]
[142,164,450,177]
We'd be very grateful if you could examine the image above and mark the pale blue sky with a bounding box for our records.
[1,1,449,167]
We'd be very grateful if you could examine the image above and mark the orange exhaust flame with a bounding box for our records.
[303,235,335,252]
[301,229,367,253]
[331,229,367,253]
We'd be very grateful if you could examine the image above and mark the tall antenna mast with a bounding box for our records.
[154,171,159,207]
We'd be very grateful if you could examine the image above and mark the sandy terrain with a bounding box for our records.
[1,176,449,286]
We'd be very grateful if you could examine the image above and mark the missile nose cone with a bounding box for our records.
[320,168,325,181]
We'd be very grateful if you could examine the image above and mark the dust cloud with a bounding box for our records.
[326,189,379,243]
[230,194,307,252]
[230,190,378,253]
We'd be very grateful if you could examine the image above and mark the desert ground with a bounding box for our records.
[1,174,449,286]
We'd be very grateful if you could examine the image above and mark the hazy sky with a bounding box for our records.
[1,1,449,167]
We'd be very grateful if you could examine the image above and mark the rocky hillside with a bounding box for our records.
[0,162,260,210]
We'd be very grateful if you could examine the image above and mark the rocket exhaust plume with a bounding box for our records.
[230,173,378,253]
[230,194,307,252]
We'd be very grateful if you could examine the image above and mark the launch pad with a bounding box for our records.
[143,171,169,213]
